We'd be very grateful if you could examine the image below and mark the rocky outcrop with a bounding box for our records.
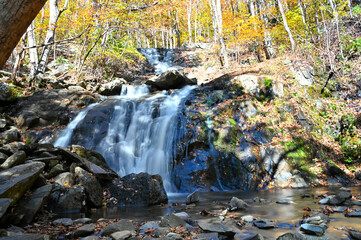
[106,172,168,206]
[98,78,126,96]
[146,70,196,90]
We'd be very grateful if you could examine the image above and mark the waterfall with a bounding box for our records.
[54,49,196,192]
[139,48,173,74]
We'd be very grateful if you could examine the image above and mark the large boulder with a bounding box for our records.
[106,172,168,206]
[0,151,26,170]
[98,78,126,96]
[47,183,86,212]
[0,128,21,144]
[0,162,45,204]
[146,70,196,90]
[101,220,135,236]
[230,197,248,210]
[74,167,103,207]
[232,75,259,95]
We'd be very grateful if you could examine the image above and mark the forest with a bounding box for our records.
[0,0,361,239]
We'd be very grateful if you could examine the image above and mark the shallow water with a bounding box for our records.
[60,186,361,239]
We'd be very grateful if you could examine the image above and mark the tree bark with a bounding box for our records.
[0,0,47,69]
[27,22,38,78]
[277,0,296,52]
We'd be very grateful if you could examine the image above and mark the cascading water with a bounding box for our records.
[139,48,173,74]
[54,49,196,192]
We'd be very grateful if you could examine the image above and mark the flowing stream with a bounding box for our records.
[55,49,195,192]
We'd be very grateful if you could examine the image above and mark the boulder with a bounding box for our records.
[300,223,326,236]
[47,184,85,212]
[53,218,74,226]
[276,198,293,205]
[232,75,259,95]
[146,70,196,90]
[17,111,40,130]
[74,224,96,238]
[346,212,361,217]
[329,191,352,205]
[355,170,361,181]
[0,162,45,203]
[303,213,329,225]
[98,78,126,96]
[253,219,276,229]
[54,172,74,186]
[139,221,159,234]
[107,173,168,206]
[0,198,13,220]
[289,175,308,188]
[160,214,187,228]
[46,164,65,179]
[186,190,200,204]
[276,233,306,240]
[101,220,135,236]
[166,232,182,240]
[13,184,53,225]
[0,233,49,239]
[0,128,21,144]
[198,221,236,238]
[294,66,314,86]
[230,197,248,210]
[0,151,26,170]
[0,152,8,164]
[110,230,132,240]
[0,83,13,102]
[349,231,361,240]
[74,167,103,207]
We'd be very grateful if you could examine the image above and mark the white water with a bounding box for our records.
[139,48,173,74]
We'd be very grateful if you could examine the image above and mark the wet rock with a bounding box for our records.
[241,215,255,223]
[0,162,45,203]
[80,237,100,240]
[276,198,293,204]
[235,232,264,240]
[53,218,74,226]
[253,219,276,229]
[349,230,361,240]
[110,230,132,240]
[198,221,235,237]
[99,78,126,96]
[0,198,13,219]
[276,232,306,240]
[0,233,49,239]
[300,223,326,236]
[14,184,53,225]
[186,190,200,204]
[0,128,21,144]
[102,220,135,236]
[146,70,196,90]
[352,201,361,206]
[339,187,351,192]
[74,224,96,238]
[333,206,347,213]
[232,75,259,95]
[17,111,40,130]
[54,172,74,186]
[166,232,182,240]
[46,164,64,179]
[47,184,85,212]
[346,212,361,217]
[160,214,187,228]
[0,152,8,164]
[74,167,102,207]
[74,218,93,224]
[195,232,219,240]
[329,191,352,205]
[107,173,168,206]
[139,221,159,234]
[0,151,26,170]
[303,213,329,225]
[318,197,330,205]
[230,197,248,210]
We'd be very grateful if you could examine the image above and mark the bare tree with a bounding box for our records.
[0,0,47,69]
[277,0,296,51]
[27,22,38,78]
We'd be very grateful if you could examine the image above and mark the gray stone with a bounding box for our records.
[346,212,361,217]
[15,184,53,224]
[0,128,21,144]
[99,78,126,96]
[339,187,351,192]
[54,172,74,186]
[300,223,325,236]
[0,151,26,170]
[195,232,219,240]
[74,224,96,238]
[160,214,187,228]
[333,206,347,213]
[174,212,190,222]
[303,213,329,225]
[0,198,13,219]
[0,233,49,239]
[47,184,85,212]
[53,218,74,226]
[186,190,200,204]
[276,233,306,240]
[0,152,8,164]
[233,75,259,94]
[290,175,308,188]
[272,81,284,97]
[80,237,100,240]
[329,191,352,205]
[355,170,361,180]
[276,198,293,204]
[240,215,255,223]
[68,86,86,92]
[352,201,361,206]
[253,219,276,229]
[139,221,159,234]
[110,230,132,240]
[102,220,135,236]
[318,198,330,205]
[74,218,93,224]
[230,197,248,210]
[166,233,182,240]
[294,66,314,86]
[47,164,64,179]
[0,162,45,203]
[146,70,196,90]
[349,231,361,240]
[75,167,102,207]
[198,221,235,237]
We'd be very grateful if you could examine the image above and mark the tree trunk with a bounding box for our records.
[258,0,276,59]
[36,0,68,77]
[27,22,38,78]
[277,0,296,52]
[187,0,193,44]
[0,0,47,69]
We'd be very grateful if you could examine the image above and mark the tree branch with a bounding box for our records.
[128,1,158,11]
